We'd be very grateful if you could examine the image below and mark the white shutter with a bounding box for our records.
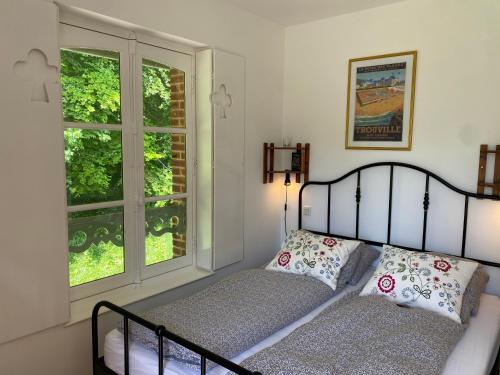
[0,0,69,343]
[196,48,245,270]
[195,49,214,270]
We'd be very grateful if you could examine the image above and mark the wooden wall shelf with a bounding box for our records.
[477,144,500,196]
[263,142,310,184]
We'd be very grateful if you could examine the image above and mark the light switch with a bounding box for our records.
[303,206,311,216]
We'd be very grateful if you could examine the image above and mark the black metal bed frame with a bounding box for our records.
[93,162,500,375]
[92,301,261,375]
[299,162,500,268]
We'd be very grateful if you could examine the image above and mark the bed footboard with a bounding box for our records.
[92,301,260,375]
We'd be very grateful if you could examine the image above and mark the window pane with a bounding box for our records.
[68,207,124,287]
[144,133,186,197]
[65,129,123,205]
[145,199,186,266]
[143,59,185,128]
[61,48,121,124]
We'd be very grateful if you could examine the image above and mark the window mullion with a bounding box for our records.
[118,37,139,287]
[144,193,188,203]
[67,200,125,212]
[143,126,187,134]
[63,122,123,131]
[130,39,145,284]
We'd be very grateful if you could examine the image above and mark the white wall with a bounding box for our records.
[2,0,500,373]
[0,0,284,374]
[282,0,500,292]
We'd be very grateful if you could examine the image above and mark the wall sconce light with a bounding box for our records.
[284,171,291,186]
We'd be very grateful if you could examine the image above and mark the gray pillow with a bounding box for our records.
[460,266,489,323]
[347,244,380,285]
[337,244,363,288]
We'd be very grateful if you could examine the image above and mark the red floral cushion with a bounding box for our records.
[266,229,361,290]
[360,245,478,323]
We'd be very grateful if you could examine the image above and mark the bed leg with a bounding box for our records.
[490,346,499,375]
[123,316,129,375]
[158,335,164,375]
[200,356,206,375]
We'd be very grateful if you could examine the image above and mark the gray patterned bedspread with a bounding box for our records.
[239,291,466,375]
[126,269,338,369]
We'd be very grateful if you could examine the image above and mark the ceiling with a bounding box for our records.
[225,0,408,26]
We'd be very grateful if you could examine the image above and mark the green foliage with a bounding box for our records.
[145,233,174,266]
[142,61,172,127]
[142,61,175,197]
[61,48,174,204]
[144,133,173,197]
[61,49,121,124]
[61,49,177,285]
[69,242,124,287]
[64,129,123,204]
[69,234,173,287]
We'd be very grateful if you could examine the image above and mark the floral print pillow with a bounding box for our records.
[265,229,361,290]
[360,245,478,323]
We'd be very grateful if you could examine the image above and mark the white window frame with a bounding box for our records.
[134,42,195,280]
[60,23,196,302]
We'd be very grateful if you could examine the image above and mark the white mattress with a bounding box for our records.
[104,270,500,375]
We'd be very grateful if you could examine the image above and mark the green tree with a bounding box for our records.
[61,49,121,124]
[142,60,172,127]
[61,49,174,204]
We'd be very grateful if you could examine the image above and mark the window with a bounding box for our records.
[60,24,193,300]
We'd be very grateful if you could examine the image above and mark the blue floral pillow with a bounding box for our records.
[265,229,361,290]
[360,245,478,323]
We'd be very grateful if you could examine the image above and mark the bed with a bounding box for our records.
[92,162,500,375]
[103,270,375,375]
[103,268,500,375]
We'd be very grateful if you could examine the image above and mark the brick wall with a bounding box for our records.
[170,68,186,258]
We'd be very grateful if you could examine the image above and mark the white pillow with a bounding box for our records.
[266,229,361,290]
[360,245,478,323]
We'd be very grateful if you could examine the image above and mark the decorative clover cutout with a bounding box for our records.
[210,84,232,119]
[14,49,58,103]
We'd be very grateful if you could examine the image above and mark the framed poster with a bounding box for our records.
[345,51,417,150]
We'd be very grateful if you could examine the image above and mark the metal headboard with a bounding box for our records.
[298,162,500,268]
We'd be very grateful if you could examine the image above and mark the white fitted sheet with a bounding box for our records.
[104,270,500,375]
[442,293,500,375]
